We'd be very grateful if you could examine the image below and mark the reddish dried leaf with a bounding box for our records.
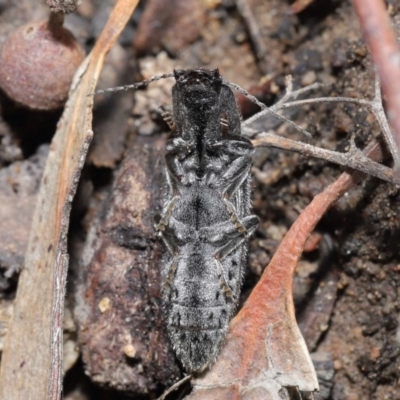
[303,232,322,253]
[187,172,360,399]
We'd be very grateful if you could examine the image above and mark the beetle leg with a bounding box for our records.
[155,196,180,233]
[207,154,252,201]
[212,215,259,261]
[159,105,176,131]
[163,257,179,297]
[204,215,258,301]
[214,258,236,301]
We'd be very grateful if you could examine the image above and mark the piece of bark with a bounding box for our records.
[0,1,139,399]
[75,135,181,394]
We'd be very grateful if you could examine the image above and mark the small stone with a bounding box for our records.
[333,359,342,370]
[301,70,317,86]
[124,344,136,358]
[98,297,111,313]
[370,347,380,361]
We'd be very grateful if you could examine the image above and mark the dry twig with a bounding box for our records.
[244,76,400,185]
[252,133,397,185]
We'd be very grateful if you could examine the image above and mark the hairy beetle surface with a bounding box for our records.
[155,68,259,372]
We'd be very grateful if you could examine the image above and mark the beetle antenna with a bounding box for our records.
[224,79,312,138]
[91,73,175,96]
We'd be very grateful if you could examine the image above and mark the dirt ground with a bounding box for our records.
[0,0,400,399]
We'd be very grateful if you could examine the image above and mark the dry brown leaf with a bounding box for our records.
[0,1,139,399]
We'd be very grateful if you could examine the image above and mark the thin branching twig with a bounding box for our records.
[252,133,397,184]
[227,79,313,138]
[243,75,400,185]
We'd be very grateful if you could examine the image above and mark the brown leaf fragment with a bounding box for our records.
[75,135,180,394]
[303,232,322,253]
[134,0,207,56]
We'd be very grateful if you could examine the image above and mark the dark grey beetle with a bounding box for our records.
[155,69,259,372]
